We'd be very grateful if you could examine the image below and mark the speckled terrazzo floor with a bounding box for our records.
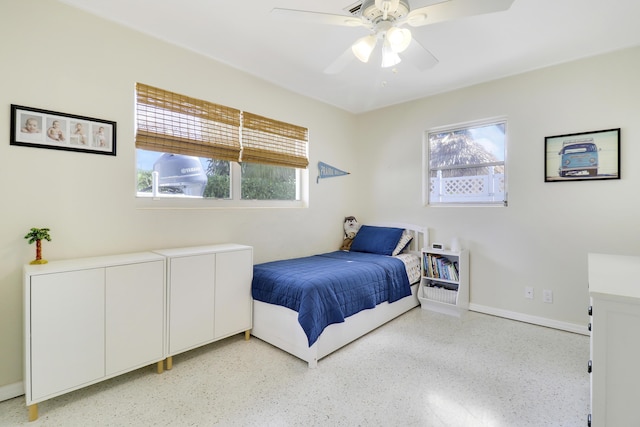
[0,308,589,426]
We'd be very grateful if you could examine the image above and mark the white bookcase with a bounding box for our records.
[418,248,469,316]
[24,252,166,421]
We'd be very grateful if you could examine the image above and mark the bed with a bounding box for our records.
[251,223,427,368]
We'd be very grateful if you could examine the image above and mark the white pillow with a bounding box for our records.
[392,229,413,256]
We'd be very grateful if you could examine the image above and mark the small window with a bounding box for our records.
[424,118,507,206]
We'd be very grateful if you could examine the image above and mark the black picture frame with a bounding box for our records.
[544,128,620,182]
[10,104,116,156]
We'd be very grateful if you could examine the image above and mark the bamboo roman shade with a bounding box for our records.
[135,83,241,162]
[241,112,309,169]
[135,83,309,169]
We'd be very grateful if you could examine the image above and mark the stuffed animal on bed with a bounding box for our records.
[340,216,360,251]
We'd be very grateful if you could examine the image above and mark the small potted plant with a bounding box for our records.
[24,228,52,265]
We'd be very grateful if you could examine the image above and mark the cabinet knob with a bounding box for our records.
[588,323,591,332]
[587,360,592,374]
[588,305,592,316]
[588,413,591,426]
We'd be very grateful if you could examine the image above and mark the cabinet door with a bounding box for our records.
[105,260,165,375]
[168,253,216,354]
[214,249,252,339]
[30,269,105,401]
[591,296,640,426]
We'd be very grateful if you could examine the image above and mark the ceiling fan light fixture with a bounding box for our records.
[352,34,377,63]
[386,26,411,53]
[381,41,401,68]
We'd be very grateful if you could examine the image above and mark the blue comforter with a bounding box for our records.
[252,251,411,346]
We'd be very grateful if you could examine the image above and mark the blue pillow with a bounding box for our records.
[349,225,405,256]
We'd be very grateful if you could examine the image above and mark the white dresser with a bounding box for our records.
[587,253,640,426]
[24,252,166,421]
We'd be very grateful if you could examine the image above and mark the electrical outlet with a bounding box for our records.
[525,287,534,299]
[543,289,553,303]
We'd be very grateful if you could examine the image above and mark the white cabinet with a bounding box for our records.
[214,249,253,339]
[588,253,640,426]
[29,268,105,401]
[24,252,165,420]
[23,244,251,420]
[105,261,165,375]
[417,249,469,316]
[154,244,253,362]
[164,252,217,354]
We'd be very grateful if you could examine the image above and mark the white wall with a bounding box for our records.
[0,0,358,394]
[355,46,640,329]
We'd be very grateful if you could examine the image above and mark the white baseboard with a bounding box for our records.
[469,303,589,336]
[0,381,24,403]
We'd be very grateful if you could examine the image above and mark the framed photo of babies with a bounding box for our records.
[10,104,116,156]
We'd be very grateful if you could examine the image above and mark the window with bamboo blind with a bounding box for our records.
[135,83,308,203]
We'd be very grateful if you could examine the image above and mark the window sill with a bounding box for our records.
[427,201,508,208]
[135,194,308,210]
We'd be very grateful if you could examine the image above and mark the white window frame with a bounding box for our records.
[134,83,309,209]
[423,116,508,207]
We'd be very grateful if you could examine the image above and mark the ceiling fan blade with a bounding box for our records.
[271,8,367,28]
[400,39,439,71]
[407,0,515,27]
[324,47,356,75]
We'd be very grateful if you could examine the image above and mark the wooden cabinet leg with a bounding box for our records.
[166,356,173,370]
[245,330,251,340]
[28,404,38,422]
[156,360,164,374]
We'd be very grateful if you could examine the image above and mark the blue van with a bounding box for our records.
[558,139,599,177]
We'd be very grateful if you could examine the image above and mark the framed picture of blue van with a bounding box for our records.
[544,128,620,182]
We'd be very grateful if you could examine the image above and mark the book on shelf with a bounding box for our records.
[423,253,459,281]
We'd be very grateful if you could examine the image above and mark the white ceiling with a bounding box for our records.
[57,0,640,114]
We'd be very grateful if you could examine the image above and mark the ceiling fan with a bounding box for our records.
[272,0,515,73]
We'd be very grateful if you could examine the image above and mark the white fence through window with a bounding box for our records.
[429,169,505,204]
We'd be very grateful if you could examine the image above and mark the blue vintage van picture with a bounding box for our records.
[545,128,619,182]
[558,138,599,177]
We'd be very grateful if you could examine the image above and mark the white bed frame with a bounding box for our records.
[251,224,427,368]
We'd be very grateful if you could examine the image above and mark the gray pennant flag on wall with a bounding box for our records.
[317,161,350,183]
